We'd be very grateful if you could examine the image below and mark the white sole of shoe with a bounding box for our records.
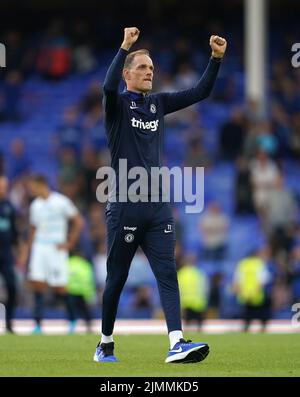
[165,344,208,363]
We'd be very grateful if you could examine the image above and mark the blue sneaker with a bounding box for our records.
[165,339,209,363]
[68,320,77,335]
[93,342,118,363]
[32,325,42,335]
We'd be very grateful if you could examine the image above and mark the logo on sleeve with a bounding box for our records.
[130,101,138,109]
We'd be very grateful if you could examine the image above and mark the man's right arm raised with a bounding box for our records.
[103,27,140,116]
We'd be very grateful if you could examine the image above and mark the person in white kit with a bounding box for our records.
[27,174,83,334]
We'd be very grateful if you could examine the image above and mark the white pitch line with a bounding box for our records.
[1,319,299,335]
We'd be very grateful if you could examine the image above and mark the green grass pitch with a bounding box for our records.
[0,333,299,377]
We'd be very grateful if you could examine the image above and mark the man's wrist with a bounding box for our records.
[211,53,223,61]
[121,42,131,51]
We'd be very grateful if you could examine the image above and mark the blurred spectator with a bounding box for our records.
[67,250,96,333]
[233,249,273,331]
[73,45,97,75]
[177,256,208,330]
[174,63,198,90]
[58,147,82,202]
[82,105,106,150]
[79,81,102,115]
[290,112,300,160]
[8,139,30,180]
[71,20,97,74]
[234,156,255,215]
[263,174,298,255]
[80,146,102,206]
[244,98,266,124]
[290,245,300,303]
[272,252,293,315]
[207,272,223,319]
[272,104,292,158]
[199,202,229,262]
[131,285,153,317]
[54,107,83,156]
[0,153,5,175]
[0,70,22,122]
[219,107,246,161]
[171,38,192,74]
[185,136,211,168]
[250,149,280,213]
[37,20,71,80]
[3,31,23,72]
[243,122,260,158]
[0,176,18,333]
[93,240,107,299]
[127,249,153,288]
[256,120,279,157]
[87,202,106,252]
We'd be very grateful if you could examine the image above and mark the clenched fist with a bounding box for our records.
[210,35,227,59]
[121,27,140,51]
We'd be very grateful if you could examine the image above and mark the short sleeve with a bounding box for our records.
[62,196,78,218]
[29,202,38,227]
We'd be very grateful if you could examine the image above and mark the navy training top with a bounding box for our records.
[102,48,222,201]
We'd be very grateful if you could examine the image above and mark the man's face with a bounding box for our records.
[0,177,8,199]
[28,180,43,197]
[124,54,154,93]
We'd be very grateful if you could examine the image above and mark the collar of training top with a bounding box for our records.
[123,89,148,100]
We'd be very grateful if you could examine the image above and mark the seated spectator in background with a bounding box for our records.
[233,248,272,332]
[8,138,30,180]
[243,122,260,159]
[73,44,97,75]
[0,71,22,122]
[79,81,102,116]
[37,19,71,80]
[80,146,103,206]
[270,251,293,316]
[53,107,83,156]
[171,38,193,74]
[67,249,96,333]
[263,174,298,256]
[244,120,278,159]
[174,62,198,90]
[127,249,153,288]
[131,285,153,318]
[93,241,107,302]
[244,97,266,124]
[199,202,229,262]
[290,245,300,304]
[177,256,208,330]
[87,202,106,252]
[185,136,212,169]
[58,147,83,203]
[256,120,279,157]
[235,156,255,215]
[82,105,106,151]
[250,149,280,214]
[272,104,292,158]
[291,112,300,160]
[219,107,246,161]
[0,153,5,175]
[71,20,97,74]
